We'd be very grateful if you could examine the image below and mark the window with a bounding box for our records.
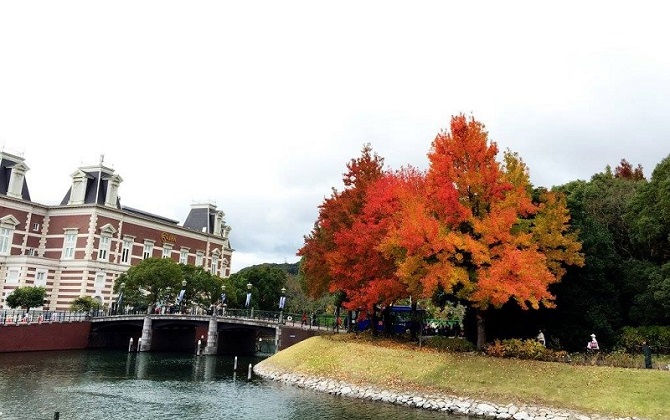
[162,245,172,259]
[121,238,133,264]
[33,223,40,231]
[62,230,77,259]
[94,272,105,289]
[97,235,111,261]
[195,251,204,267]
[0,216,19,256]
[210,255,219,275]
[34,270,47,287]
[143,241,154,259]
[179,249,188,264]
[0,227,12,255]
[6,268,19,284]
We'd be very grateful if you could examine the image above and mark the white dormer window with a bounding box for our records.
[62,229,78,259]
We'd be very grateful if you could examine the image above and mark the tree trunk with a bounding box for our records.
[371,306,379,337]
[476,308,487,351]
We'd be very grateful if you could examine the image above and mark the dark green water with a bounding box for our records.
[0,350,468,420]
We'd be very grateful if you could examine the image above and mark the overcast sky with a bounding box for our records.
[1,2,669,273]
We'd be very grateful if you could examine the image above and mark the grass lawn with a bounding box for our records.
[261,334,670,420]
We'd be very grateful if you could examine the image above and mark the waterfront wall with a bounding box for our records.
[279,326,323,351]
[0,322,91,352]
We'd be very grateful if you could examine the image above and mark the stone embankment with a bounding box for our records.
[253,362,645,420]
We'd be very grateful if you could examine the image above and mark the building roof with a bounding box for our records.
[183,204,216,234]
[122,206,180,225]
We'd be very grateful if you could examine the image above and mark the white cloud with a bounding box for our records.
[2,1,669,273]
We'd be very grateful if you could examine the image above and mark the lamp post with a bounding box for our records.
[246,282,252,318]
[164,286,172,314]
[279,287,286,324]
[221,284,227,316]
[179,279,187,314]
[117,282,125,315]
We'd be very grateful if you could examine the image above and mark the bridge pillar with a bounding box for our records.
[275,325,281,353]
[203,315,218,355]
[139,316,152,352]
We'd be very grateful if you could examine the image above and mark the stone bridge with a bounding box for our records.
[90,313,327,355]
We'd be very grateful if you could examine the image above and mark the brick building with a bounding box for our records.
[0,151,233,311]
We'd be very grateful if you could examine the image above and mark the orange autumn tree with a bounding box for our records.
[330,166,426,313]
[381,115,584,349]
[298,144,389,313]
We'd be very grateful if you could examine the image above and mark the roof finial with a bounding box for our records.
[100,154,105,165]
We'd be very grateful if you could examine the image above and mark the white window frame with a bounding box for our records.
[62,229,78,260]
[162,244,172,259]
[34,269,47,287]
[210,254,219,275]
[143,241,154,259]
[0,227,12,255]
[97,235,111,261]
[195,251,204,267]
[121,237,134,265]
[179,248,188,264]
[6,268,19,284]
[94,272,106,289]
[0,215,19,256]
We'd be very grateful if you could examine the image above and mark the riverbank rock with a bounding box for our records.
[253,361,646,420]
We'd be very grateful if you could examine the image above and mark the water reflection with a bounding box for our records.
[0,350,469,420]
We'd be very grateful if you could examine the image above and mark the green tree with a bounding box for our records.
[70,296,101,313]
[627,154,670,263]
[180,264,224,310]
[228,265,287,310]
[113,258,183,310]
[6,286,46,311]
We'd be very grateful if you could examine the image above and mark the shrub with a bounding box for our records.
[423,336,475,352]
[601,349,643,368]
[618,326,670,354]
[484,338,555,361]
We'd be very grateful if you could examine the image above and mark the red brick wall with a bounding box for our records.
[0,322,91,352]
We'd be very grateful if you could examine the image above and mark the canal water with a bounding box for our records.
[0,350,469,420]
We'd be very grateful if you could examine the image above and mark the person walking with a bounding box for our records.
[642,341,652,369]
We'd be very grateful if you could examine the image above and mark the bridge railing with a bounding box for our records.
[0,310,91,326]
[85,308,349,332]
